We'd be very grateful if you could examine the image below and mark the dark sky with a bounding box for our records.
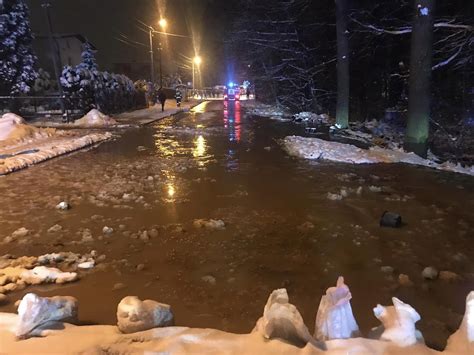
[27,0,234,82]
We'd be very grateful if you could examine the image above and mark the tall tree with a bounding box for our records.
[405,0,435,154]
[0,0,37,95]
[78,42,98,72]
[335,0,350,128]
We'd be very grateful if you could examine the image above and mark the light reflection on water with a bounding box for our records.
[193,135,206,158]
[163,170,177,203]
[224,100,241,142]
[154,132,182,157]
[191,101,210,114]
[0,101,472,349]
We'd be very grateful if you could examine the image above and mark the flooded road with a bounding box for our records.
[0,101,473,349]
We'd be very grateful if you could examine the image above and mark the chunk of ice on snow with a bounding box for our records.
[314,276,360,341]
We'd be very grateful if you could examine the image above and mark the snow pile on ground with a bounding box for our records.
[283,136,474,176]
[293,112,330,124]
[16,293,78,339]
[242,101,290,119]
[20,266,78,285]
[351,118,405,149]
[0,113,55,145]
[0,131,112,175]
[117,296,174,333]
[0,252,102,303]
[74,109,117,127]
[0,280,472,354]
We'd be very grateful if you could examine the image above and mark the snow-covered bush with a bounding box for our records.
[0,0,38,96]
[60,43,145,115]
[77,42,98,71]
[33,68,53,94]
[60,65,95,113]
[162,73,183,89]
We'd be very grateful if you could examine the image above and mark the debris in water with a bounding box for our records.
[193,219,226,230]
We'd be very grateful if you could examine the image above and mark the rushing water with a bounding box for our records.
[0,101,473,349]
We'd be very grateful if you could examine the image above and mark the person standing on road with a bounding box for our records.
[175,89,182,107]
[158,88,167,112]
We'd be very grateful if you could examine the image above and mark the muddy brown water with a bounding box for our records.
[0,101,473,349]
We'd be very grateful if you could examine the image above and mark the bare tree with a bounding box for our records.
[228,0,335,112]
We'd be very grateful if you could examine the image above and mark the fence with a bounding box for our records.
[0,95,83,121]
[0,89,148,122]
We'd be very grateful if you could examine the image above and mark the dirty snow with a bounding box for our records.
[0,113,55,145]
[74,109,117,127]
[0,287,472,354]
[283,136,474,176]
[0,131,112,175]
[293,112,330,124]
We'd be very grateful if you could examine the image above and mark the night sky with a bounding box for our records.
[26,0,233,81]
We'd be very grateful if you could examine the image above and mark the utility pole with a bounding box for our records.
[192,61,195,93]
[41,2,66,121]
[159,43,163,87]
[149,28,155,84]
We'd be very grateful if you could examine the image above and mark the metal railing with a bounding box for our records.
[0,95,79,121]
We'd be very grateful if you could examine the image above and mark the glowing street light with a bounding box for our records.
[157,18,167,88]
[148,18,168,90]
[159,18,167,30]
[193,56,202,65]
[192,56,202,92]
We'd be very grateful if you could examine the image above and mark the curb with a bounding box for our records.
[141,101,205,126]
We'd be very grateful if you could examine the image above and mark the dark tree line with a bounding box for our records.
[228,0,473,156]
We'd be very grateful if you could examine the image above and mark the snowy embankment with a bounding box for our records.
[0,113,112,175]
[73,109,117,127]
[284,136,474,176]
[240,100,291,120]
[0,277,472,354]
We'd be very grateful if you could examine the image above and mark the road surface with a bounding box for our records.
[0,100,473,349]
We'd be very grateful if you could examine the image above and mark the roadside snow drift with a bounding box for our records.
[0,113,55,145]
[74,109,117,127]
[284,136,474,176]
[0,112,112,175]
[0,283,472,354]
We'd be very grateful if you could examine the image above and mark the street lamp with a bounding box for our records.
[159,18,167,29]
[148,28,155,85]
[158,19,167,88]
[148,18,167,87]
[192,56,202,93]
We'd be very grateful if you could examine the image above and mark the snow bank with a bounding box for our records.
[0,287,472,354]
[0,252,101,301]
[0,131,112,175]
[239,100,292,120]
[283,136,474,176]
[74,109,117,127]
[294,112,330,124]
[0,113,55,144]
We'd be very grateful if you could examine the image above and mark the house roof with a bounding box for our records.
[35,33,97,50]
